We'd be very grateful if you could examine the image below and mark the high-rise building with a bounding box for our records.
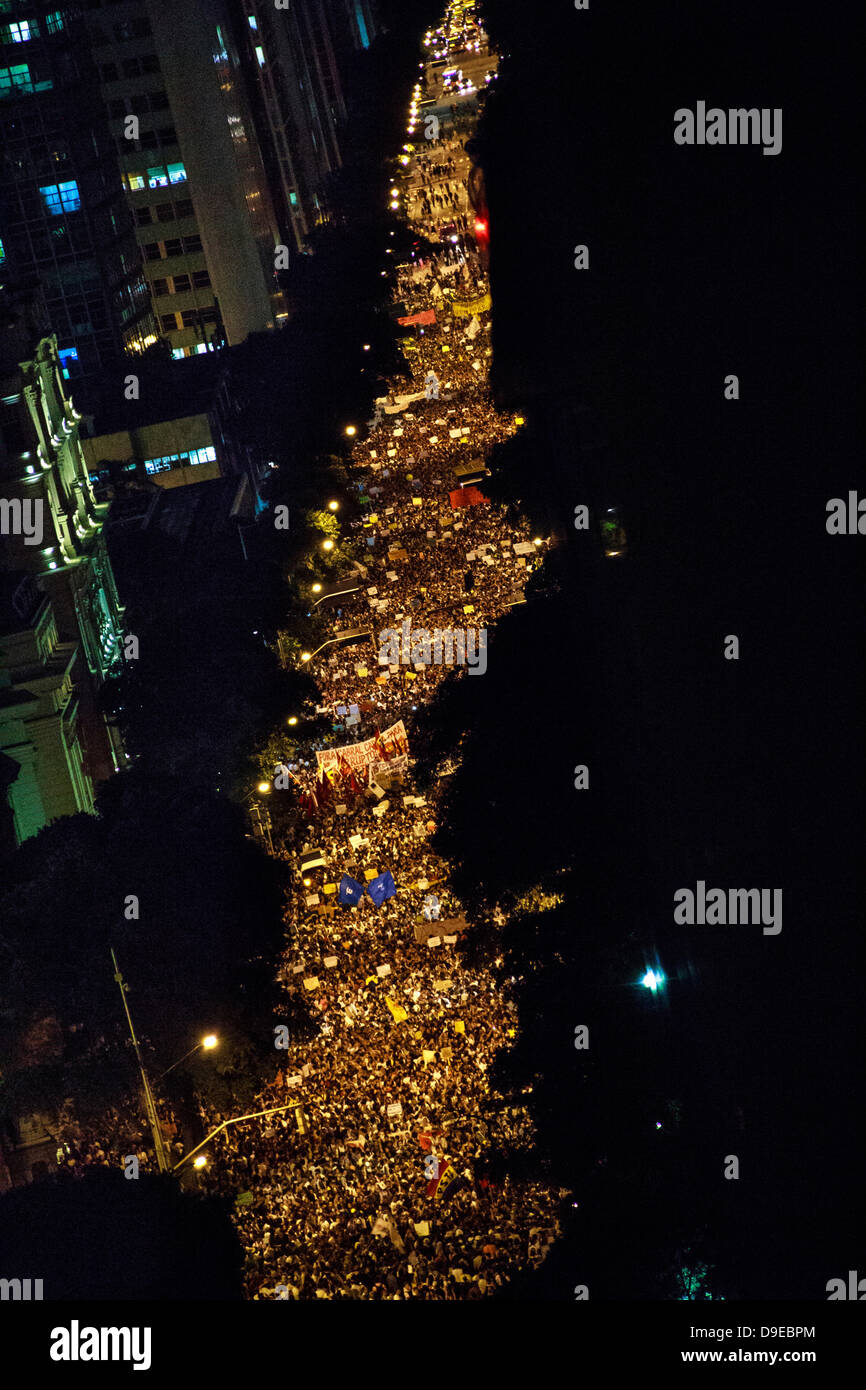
[234,0,378,252]
[83,0,285,357]
[0,1,158,386]
[0,287,126,804]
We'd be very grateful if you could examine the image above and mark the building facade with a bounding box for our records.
[234,0,378,253]
[82,0,285,357]
[0,1,157,386]
[1,291,126,797]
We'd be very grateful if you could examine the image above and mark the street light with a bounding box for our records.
[345,425,357,437]
[257,781,272,794]
[156,1033,220,1082]
[328,500,339,511]
[110,949,169,1174]
[288,716,299,726]
[172,1102,302,1173]
[322,539,334,551]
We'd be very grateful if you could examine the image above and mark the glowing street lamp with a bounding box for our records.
[193,1155,208,1169]
[300,651,311,663]
[328,500,339,511]
[311,583,322,594]
[345,425,357,437]
[287,716,299,726]
[257,781,272,794]
[157,1033,220,1081]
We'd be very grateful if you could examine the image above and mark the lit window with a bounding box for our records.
[167,162,187,184]
[0,63,33,96]
[255,44,265,66]
[248,15,258,31]
[147,166,168,188]
[0,235,5,265]
[127,173,145,191]
[2,20,37,44]
[45,12,64,36]
[39,180,81,215]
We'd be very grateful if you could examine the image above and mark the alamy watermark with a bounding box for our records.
[0,497,43,546]
[674,881,782,935]
[674,103,782,156]
[378,621,487,675]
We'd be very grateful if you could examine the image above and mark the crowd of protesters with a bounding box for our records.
[196,37,567,1300]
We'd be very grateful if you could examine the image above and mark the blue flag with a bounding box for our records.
[339,874,366,907]
[367,870,397,907]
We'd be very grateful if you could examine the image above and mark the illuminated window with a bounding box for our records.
[126,173,145,190]
[147,165,168,188]
[255,44,265,66]
[248,15,257,31]
[3,20,37,43]
[0,63,32,95]
[39,180,81,215]
[58,346,79,379]
[167,162,187,184]
[45,12,64,36]
[0,235,5,264]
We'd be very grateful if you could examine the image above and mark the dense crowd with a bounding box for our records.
[47,13,566,1300]
[197,36,566,1300]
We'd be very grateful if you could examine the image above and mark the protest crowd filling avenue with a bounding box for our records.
[204,36,566,1300]
[1,3,567,1303]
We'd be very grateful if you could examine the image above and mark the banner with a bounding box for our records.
[449,486,489,509]
[368,870,397,907]
[316,721,408,776]
[396,308,437,327]
[451,292,491,318]
[386,996,408,1024]
[338,874,365,907]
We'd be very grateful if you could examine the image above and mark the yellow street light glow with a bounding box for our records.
[202,1034,218,1050]
[193,1155,207,1169]
[323,539,335,551]
[303,877,312,887]
[345,425,357,436]
[533,537,543,546]
[288,715,299,725]
[328,500,339,511]
[515,416,525,425]
[311,583,322,594]
[301,652,311,663]
[257,781,272,794]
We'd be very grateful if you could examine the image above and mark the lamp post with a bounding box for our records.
[172,1101,302,1174]
[110,948,169,1174]
[156,1034,218,1083]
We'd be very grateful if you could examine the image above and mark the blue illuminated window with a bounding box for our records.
[255,45,265,67]
[248,15,257,31]
[2,20,38,44]
[167,162,187,184]
[58,346,79,379]
[39,181,81,215]
[147,166,168,188]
